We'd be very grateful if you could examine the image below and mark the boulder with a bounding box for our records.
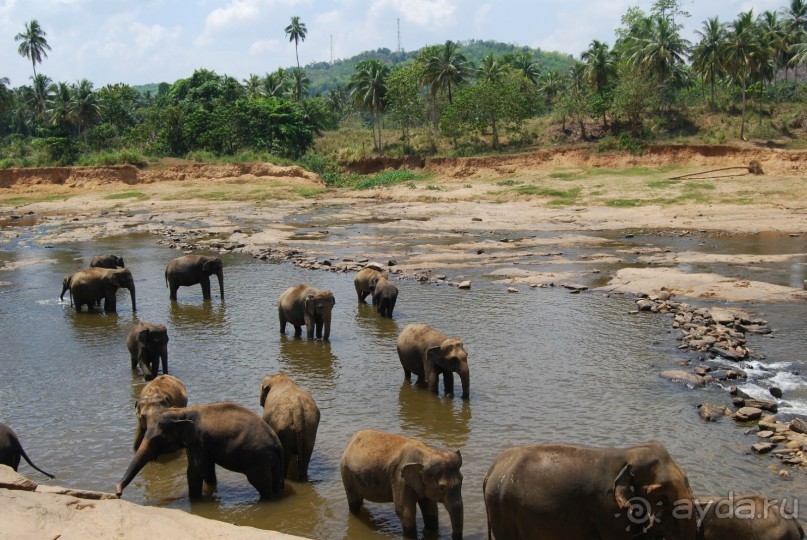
[697,403,728,421]
[457,281,471,289]
[733,407,763,422]
[660,370,706,386]
[751,442,776,454]
[790,418,807,435]
[0,465,38,491]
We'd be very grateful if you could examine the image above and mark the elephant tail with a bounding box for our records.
[14,437,55,479]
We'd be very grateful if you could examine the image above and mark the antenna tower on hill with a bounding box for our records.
[397,18,402,53]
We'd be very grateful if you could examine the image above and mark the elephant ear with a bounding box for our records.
[401,463,426,497]
[427,346,457,372]
[259,378,272,407]
[165,417,196,446]
[304,293,316,315]
[369,276,379,290]
[110,274,121,287]
[137,327,150,344]
[613,463,635,510]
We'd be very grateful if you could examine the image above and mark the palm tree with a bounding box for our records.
[692,17,727,105]
[476,53,506,83]
[624,14,690,102]
[264,68,292,98]
[46,81,73,132]
[69,79,101,138]
[420,40,472,105]
[29,73,53,119]
[580,40,617,94]
[538,70,563,109]
[284,16,307,98]
[783,0,807,39]
[509,52,541,84]
[15,20,51,79]
[0,77,11,121]
[291,68,310,100]
[723,10,762,140]
[243,74,263,98]
[348,59,389,152]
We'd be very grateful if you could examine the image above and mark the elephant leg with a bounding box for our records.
[169,281,179,301]
[279,309,287,334]
[246,468,274,499]
[200,276,211,300]
[202,460,217,496]
[403,369,412,381]
[418,498,439,530]
[187,460,204,498]
[130,352,138,370]
[395,496,419,538]
[150,357,160,379]
[443,371,455,397]
[315,320,323,339]
[161,355,168,376]
[294,324,303,338]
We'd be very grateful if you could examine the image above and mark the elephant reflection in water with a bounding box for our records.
[168,301,226,330]
[397,383,471,448]
[278,336,338,382]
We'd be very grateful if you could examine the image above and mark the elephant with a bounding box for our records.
[116,402,284,500]
[126,322,169,380]
[370,275,398,318]
[696,495,804,540]
[68,267,136,313]
[396,323,470,399]
[0,423,55,478]
[278,283,335,340]
[133,374,188,451]
[340,429,464,540]
[165,254,224,301]
[354,266,386,303]
[482,441,698,540]
[260,373,321,480]
[90,254,125,269]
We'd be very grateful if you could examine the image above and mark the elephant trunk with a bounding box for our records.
[445,495,464,540]
[60,281,69,302]
[117,437,156,496]
[215,270,224,299]
[458,364,470,400]
[322,310,332,341]
[128,284,137,312]
[160,345,168,375]
[133,419,146,452]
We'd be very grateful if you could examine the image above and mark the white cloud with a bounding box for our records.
[250,38,281,54]
[474,3,492,33]
[196,0,264,46]
[534,0,633,56]
[369,0,457,30]
[130,22,182,54]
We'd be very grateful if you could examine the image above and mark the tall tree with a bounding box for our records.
[29,73,53,119]
[508,51,541,84]
[46,81,73,132]
[783,0,807,39]
[243,74,263,98]
[538,70,563,109]
[580,40,617,94]
[420,40,472,105]
[476,53,506,83]
[692,17,727,105]
[15,20,51,79]
[624,14,690,102]
[69,79,101,138]
[723,10,762,140]
[263,68,292,98]
[348,59,389,152]
[284,16,307,99]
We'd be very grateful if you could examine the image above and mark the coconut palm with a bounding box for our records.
[243,74,263,98]
[29,73,53,119]
[580,40,617,94]
[538,70,563,109]
[285,16,307,98]
[783,0,807,39]
[0,77,11,119]
[509,51,541,84]
[692,17,727,105]
[722,10,762,140]
[420,40,472,105]
[291,68,310,100]
[15,20,51,79]
[624,14,690,100]
[69,79,101,138]
[264,68,292,98]
[46,81,73,132]
[348,59,389,152]
[476,53,506,83]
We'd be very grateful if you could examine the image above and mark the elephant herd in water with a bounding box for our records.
[1,254,802,539]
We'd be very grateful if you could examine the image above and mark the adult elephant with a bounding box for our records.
[370,275,398,318]
[116,402,283,500]
[133,375,188,451]
[483,441,698,540]
[396,323,469,399]
[278,284,335,340]
[126,322,169,380]
[90,254,125,269]
[340,429,463,540]
[165,254,223,301]
[354,265,386,303]
[0,423,55,478]
[69,267,136,313]
[260,373,320,480]
[696,495,804,540]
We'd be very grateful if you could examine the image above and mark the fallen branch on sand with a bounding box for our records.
[668,160,764,180]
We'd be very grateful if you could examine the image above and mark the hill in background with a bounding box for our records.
[133,39,575,97]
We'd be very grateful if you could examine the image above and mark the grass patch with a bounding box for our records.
[495,178,521,186]
[76,150,149,167]
[294,186,325,198]
[325,169,432,189]
[548,171,581,179]
[647,179,680,189]
[513,185,580,205]
[103,191,148,200]
[606,199,641,207]
[683,181,715,190]
[589,164,680,177]
[0,194,72,206]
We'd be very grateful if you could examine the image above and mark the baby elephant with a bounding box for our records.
[397,323,470,399]
[90,254,125,269]
[354,265,386,303]
[340,429,464,540]
[0,423,54,478]
[278,283,335,340]
[260,373,321,480]
[697,495,804,540]
[126,322,169,380]
[370,275,398,318]
[133,374,188,452]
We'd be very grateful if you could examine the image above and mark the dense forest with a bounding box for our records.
[1,0,806,170]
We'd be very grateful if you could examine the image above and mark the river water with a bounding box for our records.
[0,225,805,538]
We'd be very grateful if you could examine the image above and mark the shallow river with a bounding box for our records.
[0,229,805,538]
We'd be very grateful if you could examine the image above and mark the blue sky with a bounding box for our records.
[0,0,786,88]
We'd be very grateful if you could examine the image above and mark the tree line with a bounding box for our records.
[1,2,806,167]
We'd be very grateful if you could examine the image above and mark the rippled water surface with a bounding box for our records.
[1,232,805,539]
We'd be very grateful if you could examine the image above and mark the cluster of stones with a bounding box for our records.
[749,416,807,470]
